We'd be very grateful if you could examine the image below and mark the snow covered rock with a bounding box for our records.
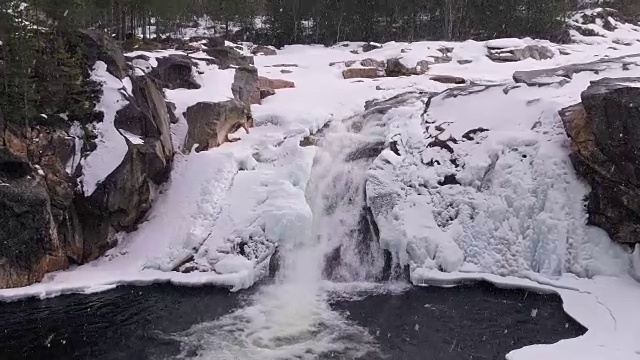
[204,46,254,69]
[81,29,128,80]
[184,100,252,152]
[150,54,200,90]
[251,45,277,56]
[385,58,430,77]
[362,42,383,52]
[487,44,555,62]
[513,54,640,87]
[562,77,640,245]
[77,75,175,260]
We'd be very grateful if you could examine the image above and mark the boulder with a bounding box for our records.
[251,45,277,56]
[360,58,385,68]
[385,58,429,77]
[151,54,200,90]
[257,76,295,90]
[362,42,382,52]
[260,88,277,99]
[488,45,555,62]
[429,75,467,84]
[184,100,252,152]
[342,67,384,79]
[561,77,640,245]
[232,66,261,105]
[204,46,254,69]
[81,29,128,79]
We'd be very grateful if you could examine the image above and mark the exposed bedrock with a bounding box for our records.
[0,31,177,288]
[561,77,640,245]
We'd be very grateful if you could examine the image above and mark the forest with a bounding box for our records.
[0,0,638,127]
[4,0,640,46]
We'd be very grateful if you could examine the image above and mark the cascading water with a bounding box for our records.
[307,125,388,283]
[173,107,396,359]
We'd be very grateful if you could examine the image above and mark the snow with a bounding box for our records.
[3,9,640,359]
[78,61,130,196]
[120,129,144,145]
[486,38,529,49]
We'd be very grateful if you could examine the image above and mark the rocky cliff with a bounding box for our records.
[561,77,640,246]
[0,31,268,288]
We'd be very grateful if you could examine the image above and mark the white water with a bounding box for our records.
[174,114,390,359]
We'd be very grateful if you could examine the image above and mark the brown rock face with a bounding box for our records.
[184,100,252,152]
[257,76,295,90]
[342,67,384,79]
[0,145,73,288]
[0,30,179,289]
[561,77,640,245]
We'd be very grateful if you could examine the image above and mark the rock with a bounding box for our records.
[513,54,640,87]
[362,42,382,52]
[360,58,386,69]
[78,75,175,261]
[0,165,66,288]
[81,29,128,79]
[342,67,384,79]
[151,54,200,90]
[385,58,429,77]
[251,45,277,56]
[561,78,640,245]
[257,76,295,90]
[204,46,254,69]
[166,102,178,124]
[457,59,473,65]
[232,66,261,105]
[260,88,277,100]
[0,30,180,289]
[266,64,299,68]
[429,75,467,84]
[488,45,555,62]
[184,100,252,152]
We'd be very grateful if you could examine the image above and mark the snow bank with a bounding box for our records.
[79,61,130,196]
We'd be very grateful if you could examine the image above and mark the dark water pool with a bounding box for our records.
[0,282,585,360]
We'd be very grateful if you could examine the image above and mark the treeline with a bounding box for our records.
[4,0,583,47]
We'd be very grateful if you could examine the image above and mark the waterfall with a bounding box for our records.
[172,112,395,359]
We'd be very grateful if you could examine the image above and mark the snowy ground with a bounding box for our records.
[3,8,640,360]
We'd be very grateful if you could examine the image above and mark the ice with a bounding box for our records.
[3,10,640,358]
[78,61,129,196]
[119,129,144,145]
[214,255,254,274]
